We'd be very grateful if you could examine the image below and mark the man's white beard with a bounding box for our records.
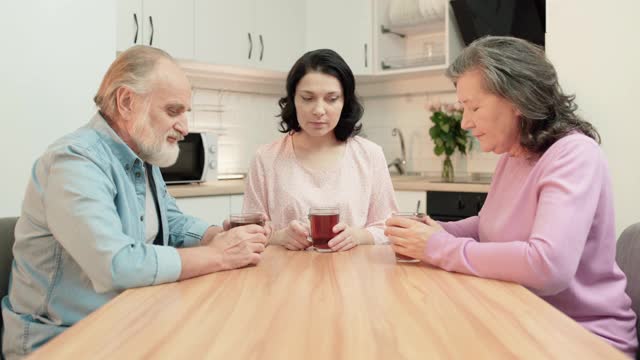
[131,113,181,168]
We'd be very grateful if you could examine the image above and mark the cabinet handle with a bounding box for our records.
[259,34,264,61]
[148,16,154,46]
[247,33,253,59]
[133,13,139,44]
[364,43,368,67]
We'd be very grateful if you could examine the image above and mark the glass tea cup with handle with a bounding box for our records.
[228,213,266,229]
[390,211,426,263]
[308,207,340,252]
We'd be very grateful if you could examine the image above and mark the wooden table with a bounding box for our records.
[29,246,626,359]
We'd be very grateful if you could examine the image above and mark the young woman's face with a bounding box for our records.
[294,72,344,139]
[456,69,522,155]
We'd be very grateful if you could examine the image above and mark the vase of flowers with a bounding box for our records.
[427,101,471,182]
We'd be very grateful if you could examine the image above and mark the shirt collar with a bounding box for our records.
[88,112,143,170]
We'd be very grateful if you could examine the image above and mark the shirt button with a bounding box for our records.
[135,172,141,178]
[140,215,144,221]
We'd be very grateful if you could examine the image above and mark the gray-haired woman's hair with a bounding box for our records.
[94,45,175,118]
[446,36,600,155]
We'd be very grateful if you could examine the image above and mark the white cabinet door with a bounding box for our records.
[305,0,373,75]
[142,0,194,60]
[117,0,143,51]
[194,0,254,66]
[254,0,305,72]
[117,0,194,59]
[176,196,230,227]
[395,191,426,213]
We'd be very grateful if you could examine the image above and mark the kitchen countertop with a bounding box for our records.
[168,177,491,198]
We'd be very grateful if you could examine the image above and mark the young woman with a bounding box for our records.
[385,36,638,357]
[243,49,398,252]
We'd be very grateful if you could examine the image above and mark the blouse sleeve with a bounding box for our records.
[365,146,399,244]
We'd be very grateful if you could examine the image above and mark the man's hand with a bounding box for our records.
[209,224,267,270]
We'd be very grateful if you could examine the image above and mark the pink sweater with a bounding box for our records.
[243,135,398,244]
[428,133,637,356]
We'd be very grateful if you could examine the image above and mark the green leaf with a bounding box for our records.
[434,145,444,155]
[439,123,450,133]
[429,126,439,139]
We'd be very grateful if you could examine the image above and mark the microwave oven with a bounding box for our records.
[160,131,218,184]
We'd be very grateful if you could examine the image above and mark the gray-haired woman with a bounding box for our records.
[385,36,637,357]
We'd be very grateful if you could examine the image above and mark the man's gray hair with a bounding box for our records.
[94,45,175,118]
[446,36,599,154]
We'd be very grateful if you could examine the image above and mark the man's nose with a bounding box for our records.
[175,114,189,136]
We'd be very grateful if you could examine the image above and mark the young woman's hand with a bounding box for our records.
[328,223,359,252]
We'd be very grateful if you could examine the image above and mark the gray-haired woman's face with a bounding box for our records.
[456,69,523,156]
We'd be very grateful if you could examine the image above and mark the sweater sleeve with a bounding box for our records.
[439,216,480,239]
[424,139,603,296]
[365,146,399,244]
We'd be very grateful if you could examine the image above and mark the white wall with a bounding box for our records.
[0,1,116,217]
[546,0,640,236]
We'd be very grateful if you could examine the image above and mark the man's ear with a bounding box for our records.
[115,86,136,120]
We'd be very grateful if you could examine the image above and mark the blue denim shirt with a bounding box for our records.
[2,113,210,359]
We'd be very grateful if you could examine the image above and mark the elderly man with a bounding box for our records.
[1,45,267,359]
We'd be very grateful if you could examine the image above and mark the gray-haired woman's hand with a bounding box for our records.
[384,216,443,261]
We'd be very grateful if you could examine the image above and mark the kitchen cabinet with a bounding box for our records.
[175,195,240,227]
[254,0,305,71]
[395,191,427,213]
[194,0,304,72]
[373,0,464,74]
[117,0,143,50]
[305,0,373,75]
[117,0,194,60]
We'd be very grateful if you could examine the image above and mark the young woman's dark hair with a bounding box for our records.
[278,49,363,141]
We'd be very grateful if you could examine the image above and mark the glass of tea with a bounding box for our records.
[390,212,426,263]
[308,207,340,252]
[228,213,266,229]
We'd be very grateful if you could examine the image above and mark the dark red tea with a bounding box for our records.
[229,219,266,228]
[309,212,339,251]
[229,214,265,229]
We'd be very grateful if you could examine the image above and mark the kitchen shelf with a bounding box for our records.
[373,0,464,74]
